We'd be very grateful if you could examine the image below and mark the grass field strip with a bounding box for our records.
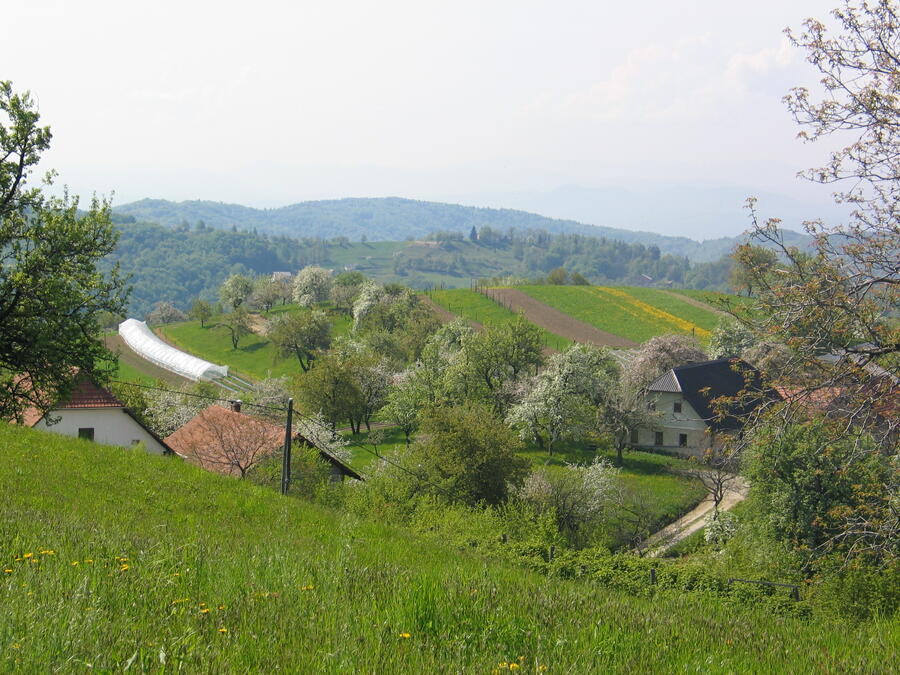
[591,287,711,338]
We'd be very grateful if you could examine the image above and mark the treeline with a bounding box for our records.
[103,221,733,318]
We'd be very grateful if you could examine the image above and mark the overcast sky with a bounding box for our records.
[7,1,844,237]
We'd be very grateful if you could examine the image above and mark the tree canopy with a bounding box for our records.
[0,81,127,420]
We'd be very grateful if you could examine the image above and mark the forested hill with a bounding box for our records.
[102,221,733,318]
[112,197,810,262]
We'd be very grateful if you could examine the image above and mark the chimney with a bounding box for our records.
[231,400,242,413]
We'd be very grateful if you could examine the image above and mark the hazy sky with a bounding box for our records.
[7,1,844,236]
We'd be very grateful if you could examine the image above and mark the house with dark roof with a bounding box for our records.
[164,403,362,481]
[632,358,779,457]
[18,373,172,455]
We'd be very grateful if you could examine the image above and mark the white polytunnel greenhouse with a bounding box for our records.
[118,319,230,382]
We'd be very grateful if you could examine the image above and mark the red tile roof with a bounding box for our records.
[55,376,124,409]
[165,405,361,480]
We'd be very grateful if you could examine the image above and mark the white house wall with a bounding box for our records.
[635,392,710,458]
[35,408,169,455]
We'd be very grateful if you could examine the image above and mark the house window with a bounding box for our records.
[654,431,664,446]
[648,400,657,412]
[673,401,682,414]
[629,429,639,444]
[77,428,94,441]
[679,433,688,447]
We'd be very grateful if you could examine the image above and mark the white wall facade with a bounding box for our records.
[34,408,169,455]
[633,392,712,458]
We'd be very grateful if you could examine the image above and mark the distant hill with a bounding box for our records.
[113,197,811,262]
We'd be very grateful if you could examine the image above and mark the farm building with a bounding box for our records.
[632,358,779,457]
[165,404,362,481]
[17,373,172,454]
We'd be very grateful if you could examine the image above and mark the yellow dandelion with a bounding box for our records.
[29,558,39,564]
[539,666,548,672]
[499,663,508,669]
[119,564,129,571]
[12,643,20,649]
[22,553,33,559]
[3,569,12,574]
[14,558,22,562]
[518,656,525,662]
[218,627,227,633]
[84,559,93,564]
[171,598,190,605]
[217,605,226,610]
[200,608,210,614]
[399,632,411,639]
[172,573,181,577]
[198,602,206,607]
[510,664,520,671]
[40,550,55,555]
[300,584,314,591]
[71,561,79,566]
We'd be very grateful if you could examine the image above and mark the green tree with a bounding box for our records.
[707,317,757,359]
[547,267,569,285]
[218,306,252,349]
[268,310,331,372]
[401,403,528,506]
[250,275,281,312]
[189,298,214,327]
[294,351,363,431]
[0,81,127,421]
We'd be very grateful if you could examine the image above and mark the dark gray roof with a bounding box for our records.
[651,358,780,431]
[647,370,681,393]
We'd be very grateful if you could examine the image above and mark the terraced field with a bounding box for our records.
[509,285,722,344]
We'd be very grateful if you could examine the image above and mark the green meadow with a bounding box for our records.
[2,424,896,672]
[159,306,352,382]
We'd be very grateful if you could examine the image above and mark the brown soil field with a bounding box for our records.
[104,334,194,386]
[421,296,484,331]
[484,288,637,348]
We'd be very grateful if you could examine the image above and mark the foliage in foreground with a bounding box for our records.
[2,424,897,672]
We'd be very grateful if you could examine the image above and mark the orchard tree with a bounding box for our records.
[292,265,333,306]
[268,310,331,372]
[219,306,252,349]
[707,317,757,359]
[189,298,214,327]
[145,301,187,326]
[220,273,254,309]
[250,275,281,312]
[0,81,127,421]
[625,334,708,390]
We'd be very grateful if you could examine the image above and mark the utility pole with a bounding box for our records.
[281,398,294,495]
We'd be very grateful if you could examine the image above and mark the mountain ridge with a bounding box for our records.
[113,196,811,262]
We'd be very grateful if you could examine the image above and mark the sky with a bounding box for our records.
[6,1,846,238]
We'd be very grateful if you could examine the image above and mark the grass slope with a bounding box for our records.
[427,289,571,349]
[159,307,352,381]
[2,424,896,672]
[517,286,723,344]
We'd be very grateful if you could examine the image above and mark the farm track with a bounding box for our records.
[104,335,194,386]
[484,288,638,348]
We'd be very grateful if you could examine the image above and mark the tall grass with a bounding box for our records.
[2,424,895,672]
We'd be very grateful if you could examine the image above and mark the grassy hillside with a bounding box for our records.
[2,424,895,672]
[158,307,352,382]
[515,285,722,344]
[427,289,571,349]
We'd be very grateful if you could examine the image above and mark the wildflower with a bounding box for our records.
[301,584,314,591]
[510,664,520,671]
[172,573,180,577]
[198,603,206,607]
[217,605,226,610]
[499,663,508,669]
[12,644,20,649]
[14,558,21,562]
[22,553,32,559]
[29,558,39,564]
[217,628,227,633]
[171,598,190,605]
[3,569,12,574]
[399,633,411,639]
[518,656,525,662]
[39,550,55,555]
[119,564,129,571]
[538,666,548,672]
[71,561,79,566]
[200,608,210,614]
[84,559,93,564]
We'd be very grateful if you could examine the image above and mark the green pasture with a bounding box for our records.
[2,424,896,672]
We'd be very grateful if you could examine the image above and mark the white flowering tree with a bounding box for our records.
[515,458,619,544]
[624,334,708,390]
[292,265,333,307]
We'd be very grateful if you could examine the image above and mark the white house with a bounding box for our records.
[21,374,172,455]
[632,358,778,457]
